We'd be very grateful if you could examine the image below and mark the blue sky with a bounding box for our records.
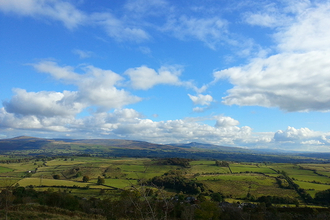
[1,0,330,152]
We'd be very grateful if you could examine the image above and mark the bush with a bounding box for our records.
[97,176,105,185]
[82,175,90,182]
[53,174,60,179]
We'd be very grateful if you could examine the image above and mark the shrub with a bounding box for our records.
[97,176,105,185]
[82,175,90,182]
[53,174,60,179]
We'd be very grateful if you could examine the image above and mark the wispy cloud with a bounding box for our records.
[162,15,228,49]
[72,49,93,59]
[0,0,86,29]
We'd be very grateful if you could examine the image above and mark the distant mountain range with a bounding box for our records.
[0,136,329,163]
[0,136,248,152]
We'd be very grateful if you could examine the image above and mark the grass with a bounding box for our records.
[17,178,90,187]
[291,174,330,184]
[230,163,277,174]
[198,173,298,199]
[103,178,138,188]
[294,180,330,198]
[188,164,230,174]
[0,166,13,173]
[1,156,329,206]
[0,177,21,187]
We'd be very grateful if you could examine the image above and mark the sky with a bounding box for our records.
[1,0,330,152]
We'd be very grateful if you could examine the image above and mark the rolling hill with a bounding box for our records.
[0,136,328,163]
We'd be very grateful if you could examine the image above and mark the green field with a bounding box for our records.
[1,156,330,205]
[197,173,297,199]
[0,166,13,173]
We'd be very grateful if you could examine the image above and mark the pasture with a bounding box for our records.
[0,156,330,205]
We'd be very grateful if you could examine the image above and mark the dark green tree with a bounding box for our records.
[82,175,90,182]
[97,176,105,185]
[53,174,60,179]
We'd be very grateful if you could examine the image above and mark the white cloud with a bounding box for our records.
[72,49,93,59]
[125,65,182,90]
[5,61,141,117]
[301,140,323,145]
[3,89,83,117]
[243,2,294,28]
[214,2,330,112]
[91,12,149,42]
[214,51,330,112]
[0,106,254,147]
[271,126,330,151]
[274,126,316,142]
[104,114,252,146]
[162,15,228,49]
[0,0,149,42]
[124,0,168,17]
[0,0,86,29]
[244,12,283,28]
[33,61,80,82]
[275,2,330,52]
[0,107,73,132]
[138,46,151,55]
[188,94,213,106]
[2,104,330,151]
[188,94,214,112]
[215,116,239,128]
[192,107,207,113]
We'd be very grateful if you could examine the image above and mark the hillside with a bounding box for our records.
[0,136,328,163]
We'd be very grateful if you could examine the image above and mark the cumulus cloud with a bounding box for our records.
[0,106,255,147]
[188,94,213,106]
[0,107,73,132]
[274,126,316,142]
[3,89,83,117]
[188,94,214,112]
[103,113,253,146]
[214,51,330,112]
[2,103,330,151]
[214,2,330,112]
[125,65,182,90]
[271,126,330,151]
[3,61,141,118]
[215,116,239,128]
[301,140,323,145]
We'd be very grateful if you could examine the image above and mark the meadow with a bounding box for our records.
[1,156,330,206]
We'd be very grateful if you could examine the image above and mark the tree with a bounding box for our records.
[82,175,90,182]
[97,176,105,185]
[215,160,229,167]
[315,189,330,205]
[53,174,60,179]
[210,192,223,202]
